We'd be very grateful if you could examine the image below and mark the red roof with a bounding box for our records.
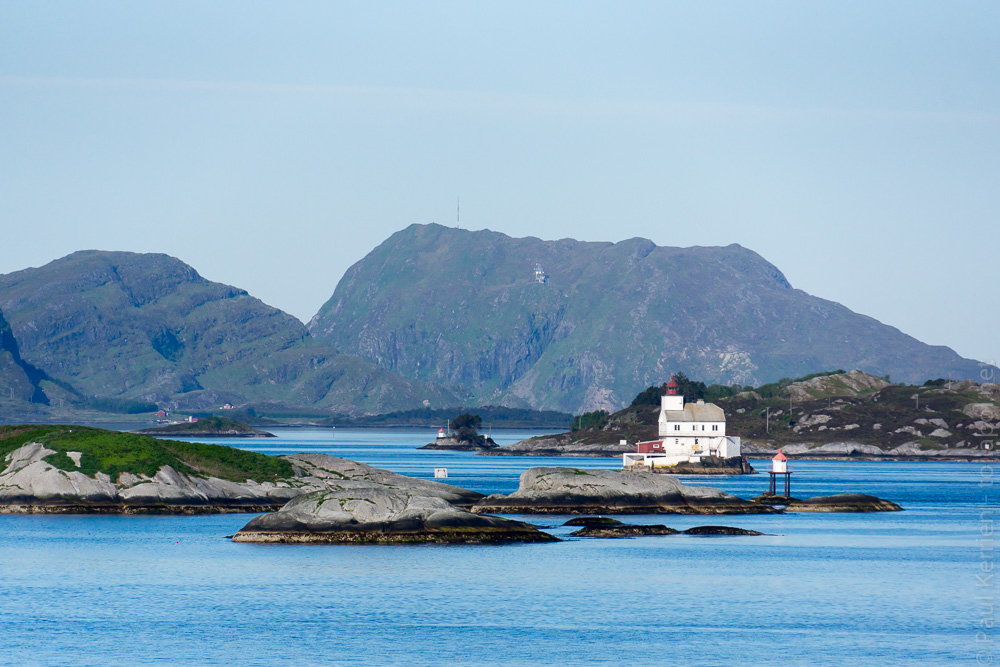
[773,449,787,461]
[665,375,680,394]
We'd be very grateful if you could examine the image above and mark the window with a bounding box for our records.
[701,425,705,431]
[674,424,680,431]
[675,439,679,445]
[695,438,699,445]
[712,424,718,431]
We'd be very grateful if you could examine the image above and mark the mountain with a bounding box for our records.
[0,308,49,405]
[0,251,458,414]
[309,223,991,414]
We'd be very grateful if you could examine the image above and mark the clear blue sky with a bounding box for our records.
[1,1,997,364]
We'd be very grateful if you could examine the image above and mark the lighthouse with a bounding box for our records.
[768,449,792,497]
[437,427,447,440]
[622,374,742,470]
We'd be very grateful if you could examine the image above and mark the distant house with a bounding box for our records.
[623,376,741,469]
[187,416,199,423]
[155,410,168,418]
[221,403,236,410]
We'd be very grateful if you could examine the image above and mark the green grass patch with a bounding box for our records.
[0,424,293,482]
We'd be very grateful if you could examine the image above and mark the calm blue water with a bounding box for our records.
[1,428,995,666]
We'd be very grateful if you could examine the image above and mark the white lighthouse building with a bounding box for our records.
[623,376,742,469]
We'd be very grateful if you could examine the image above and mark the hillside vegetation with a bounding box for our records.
[309,223,989,414]
[528,371,1000,455]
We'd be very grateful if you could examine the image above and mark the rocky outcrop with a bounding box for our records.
[137,417,275,438]
[471,467,779,515]
[0,444,482,514]
[420,436,499,451]
[0,442,291,513]
[231,487,556,544]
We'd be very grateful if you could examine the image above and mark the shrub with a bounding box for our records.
[570,410,609,432]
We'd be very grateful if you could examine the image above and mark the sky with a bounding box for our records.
[1,1,997,364]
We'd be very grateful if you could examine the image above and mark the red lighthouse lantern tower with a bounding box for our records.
[768,449,792,497]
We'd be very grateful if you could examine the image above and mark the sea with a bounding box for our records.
[1,427,995,666]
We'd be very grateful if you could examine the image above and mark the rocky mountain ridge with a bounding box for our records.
[309,223,991,413]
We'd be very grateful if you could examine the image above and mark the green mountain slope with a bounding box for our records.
[309,224,991,413]
[0,251,458,414]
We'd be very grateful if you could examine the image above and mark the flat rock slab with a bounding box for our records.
[571,524,679,538]
[472,467,779,515]
[232,487,557,545]
[569,519,765,538]
[783,493,903,512]
[562,516,622,527]
[682,525,765,536]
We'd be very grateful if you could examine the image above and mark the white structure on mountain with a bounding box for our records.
[623,376,742,469]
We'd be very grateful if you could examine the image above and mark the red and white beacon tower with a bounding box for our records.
[768,449,792,496]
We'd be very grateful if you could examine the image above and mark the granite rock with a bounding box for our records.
[232,487,556,544]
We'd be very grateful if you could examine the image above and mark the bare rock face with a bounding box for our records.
[963,403,999,420]
[471,467,779,515]
[786,371,891,402]
[0,445,482,514]
[281,454,483,507]
[232,487,557,544]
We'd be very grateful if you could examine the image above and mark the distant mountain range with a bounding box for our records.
[310,224,991,413]
[0,226,993,418]
[0,250,458,415]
